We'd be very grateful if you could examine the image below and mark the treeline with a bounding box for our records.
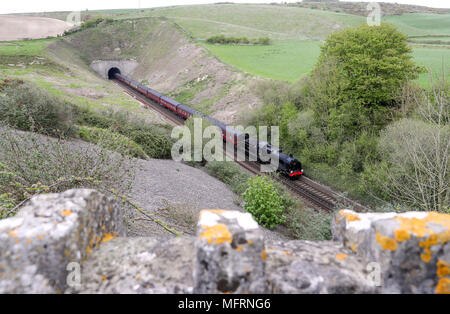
[206,35,271,45]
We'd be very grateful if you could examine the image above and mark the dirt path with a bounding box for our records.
[0,15,72,41]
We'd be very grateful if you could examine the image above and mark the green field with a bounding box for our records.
[205,40,321,82]
[204,40,449,84]
[383,13,450,36]
[412,46,450,85]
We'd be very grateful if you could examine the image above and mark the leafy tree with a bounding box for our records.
[242,176,285,229]
[318,23,424,110]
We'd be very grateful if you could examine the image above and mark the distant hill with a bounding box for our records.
[291,1,450,16]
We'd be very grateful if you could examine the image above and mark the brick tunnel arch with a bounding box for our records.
[108,67,121,79]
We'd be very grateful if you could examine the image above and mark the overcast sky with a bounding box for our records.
[1,0,449,14]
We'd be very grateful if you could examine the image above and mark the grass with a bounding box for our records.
[383,13,450,36]
[148,4,366,40]
[205,40,322,82]
[204,39,449,85]
[412,46,450,87]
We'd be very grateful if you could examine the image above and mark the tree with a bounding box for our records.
[318,23,424,109]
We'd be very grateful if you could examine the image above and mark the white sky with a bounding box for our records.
[1,0,449,14]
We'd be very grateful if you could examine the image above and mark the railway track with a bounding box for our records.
[113,78,368,213]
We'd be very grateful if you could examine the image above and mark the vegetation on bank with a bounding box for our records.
[245,23,449,213]
[0,79,174,219]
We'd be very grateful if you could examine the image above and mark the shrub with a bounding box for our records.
[242,176,285,229]
[284,207,332,241]
[0,80,74,137]
[0,126,135,219]
[77,125,149,160]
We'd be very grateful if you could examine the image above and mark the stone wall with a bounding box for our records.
[0,190,448,294]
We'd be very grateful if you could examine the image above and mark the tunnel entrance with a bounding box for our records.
[108,67,121,79]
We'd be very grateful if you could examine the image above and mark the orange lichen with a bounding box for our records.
[37,234,44,240]
[247,240,254,245]
[421,248,432,263]
[376,232,398,251]
[335,253,347,261]
[9,229,17,237]
[26,239,31,244]
[394,229,411,242]
[200,224,232,244]
[350,243,358,253]
[61,210,72,217]
[86,246,93,255]
[261,250,267,261]
[435,278,450,294]
[101,232,118,243]
[236,245,243,252]
[101,275,107,282]
[389,212,450,263]
[338,210,360,223]
[437,260,450,278]
[282,250,292,256]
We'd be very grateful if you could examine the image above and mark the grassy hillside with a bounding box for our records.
[141,4,449,85]
[0,37,164,122]
[148,4,366,40]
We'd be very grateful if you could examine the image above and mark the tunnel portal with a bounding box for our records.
[108,67,121,79]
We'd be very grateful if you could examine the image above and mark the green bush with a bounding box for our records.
[77,125,149,160]
[242,176,285,229]
[0,80,74,137]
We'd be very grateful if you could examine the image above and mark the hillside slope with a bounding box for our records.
[62,17,261,123]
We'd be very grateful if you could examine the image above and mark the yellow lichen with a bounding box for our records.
[101,232,118,243]
[350,243,358,253]
[437,260,450,278]
[86,246,93,255]
[435,278,450,294]
[200,224,232,244]
[261,249,267,261]
[335,253,348,261]
[236,245,243,252]
[421,248,432,263]
[338,210,360,223]
[376,232,398,251]
[394,229,411,242]
[61,210,72,217]
[390,212,450,263]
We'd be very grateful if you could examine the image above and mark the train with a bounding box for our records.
[114,72,304,179]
